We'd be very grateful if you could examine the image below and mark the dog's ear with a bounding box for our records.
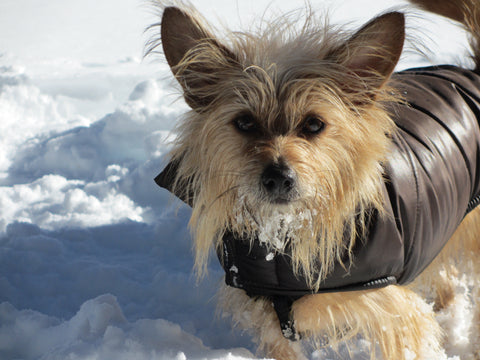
[161,7,238,110]
[331,12,405,93]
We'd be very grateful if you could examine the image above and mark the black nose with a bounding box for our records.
[261,163,297,201]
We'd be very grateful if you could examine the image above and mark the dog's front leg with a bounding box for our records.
[218,284,307,360]
[292,286,443,360]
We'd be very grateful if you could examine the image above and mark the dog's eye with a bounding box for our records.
[302,116,325,135]
[234,114,258,133]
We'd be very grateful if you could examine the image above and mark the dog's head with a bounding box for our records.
[156,5,404,279]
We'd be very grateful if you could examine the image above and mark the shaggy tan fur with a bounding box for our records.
[152,0,480,358]
[219,283,443,359]
[153,3,401,286]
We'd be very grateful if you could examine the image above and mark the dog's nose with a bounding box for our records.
[261,163,297,201]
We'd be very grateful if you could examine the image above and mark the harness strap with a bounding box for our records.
[272,296,301,341]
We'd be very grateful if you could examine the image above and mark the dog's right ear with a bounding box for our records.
[161,7,211,71]
[161,7,238,110]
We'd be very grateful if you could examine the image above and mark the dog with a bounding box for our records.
[152,0,480,358]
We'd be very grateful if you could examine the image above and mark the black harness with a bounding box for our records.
[220,232,400,340]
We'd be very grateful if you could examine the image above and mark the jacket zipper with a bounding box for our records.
[466,193,480,215]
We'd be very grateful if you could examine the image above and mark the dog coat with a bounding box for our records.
[155,65,480,340]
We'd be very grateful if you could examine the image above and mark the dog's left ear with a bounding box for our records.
[161,7,238,110]
[331,12,405,93]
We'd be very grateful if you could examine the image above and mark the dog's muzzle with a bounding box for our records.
[261,163,298,203]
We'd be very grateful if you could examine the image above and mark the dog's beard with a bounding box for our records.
[228,184,361,287]
[257,208,318,252]
[232,190,321,253]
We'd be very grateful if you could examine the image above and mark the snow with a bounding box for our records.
[0,0,475,359]
[0,294,252,360]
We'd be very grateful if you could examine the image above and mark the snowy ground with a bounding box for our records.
[0,0,474,359]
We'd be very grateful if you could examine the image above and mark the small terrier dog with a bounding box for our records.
[152,0,480,358]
